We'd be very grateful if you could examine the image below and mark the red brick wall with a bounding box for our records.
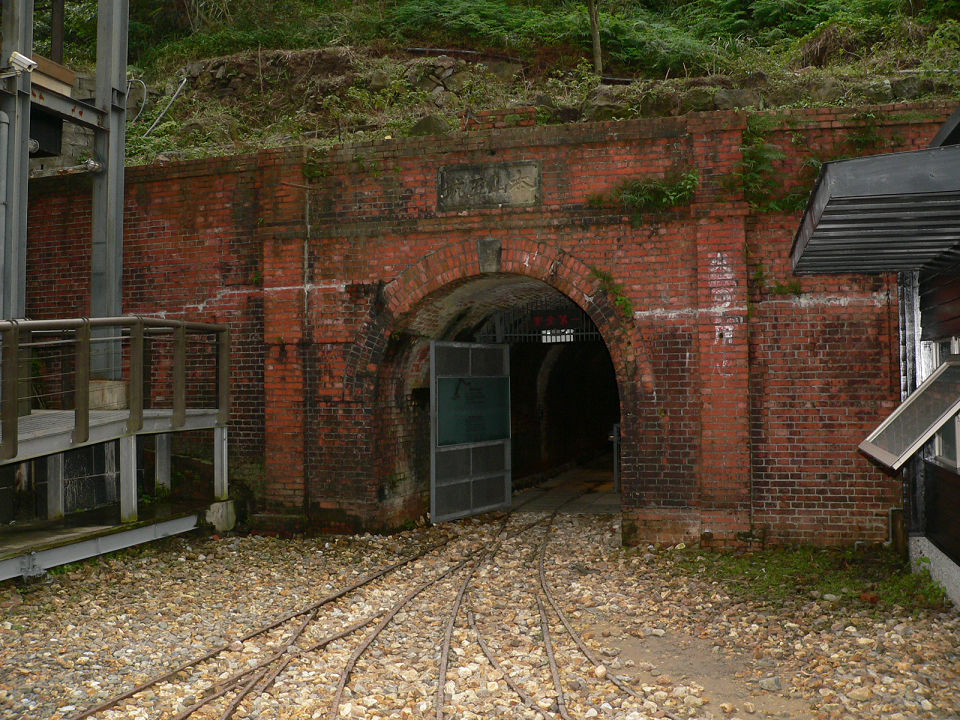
[27,150,304,481]
[25,102,954,544]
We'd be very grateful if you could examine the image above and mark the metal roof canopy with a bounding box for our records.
[791,107,960,275]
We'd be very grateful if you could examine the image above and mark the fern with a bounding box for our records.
[613,170,700,216]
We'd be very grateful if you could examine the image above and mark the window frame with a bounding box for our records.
[860,355,960,470]
[931,338,960,468]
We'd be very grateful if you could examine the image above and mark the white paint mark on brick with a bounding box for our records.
[708,251,736,309]
[794,291,890,308]
[633,305,747,320]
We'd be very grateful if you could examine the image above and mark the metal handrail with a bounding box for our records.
[0,316,226,333]
[0,316,230,460]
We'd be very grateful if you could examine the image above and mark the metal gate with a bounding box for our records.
[430,341,511,522]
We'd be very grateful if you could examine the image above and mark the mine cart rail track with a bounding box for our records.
[62,482,670,720]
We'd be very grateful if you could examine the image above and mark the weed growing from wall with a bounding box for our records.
[738,113,785,211]
[589,266,633,319]
[590,169,699,225]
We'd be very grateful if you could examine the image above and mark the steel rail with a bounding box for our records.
[216,607,319,720]
[328,553,476,720]
[538,594,572,720]
[453,482,603,719]
[215,669,268,720]
[436,553,484,720]
[535,516,640,698]
[0,316,225,333]
[464,481,628,719]
[169,606,324,720]
[467,609,554,720]
[435,515,523,720]
[177,606,394,720]
[71,483,604,720]
[433,484,583,719]
[535,516,685,720]
[68,537,454,720]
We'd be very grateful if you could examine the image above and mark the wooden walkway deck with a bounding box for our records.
[1,407,220,465]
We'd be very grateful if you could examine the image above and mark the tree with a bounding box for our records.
[587,0,602,74]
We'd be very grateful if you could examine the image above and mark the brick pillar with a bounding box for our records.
[262,234,307,516]
[695,212,751,543]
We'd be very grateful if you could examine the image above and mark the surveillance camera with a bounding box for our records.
[8,52,37,73]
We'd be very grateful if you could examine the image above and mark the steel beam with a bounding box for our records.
[0,0,33,322]
[91,0,129,378]
[30,86,106,131]
[0,513,199,581]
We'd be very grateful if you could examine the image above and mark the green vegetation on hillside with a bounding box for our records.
[35,0,958,77]
[27,0,960,163]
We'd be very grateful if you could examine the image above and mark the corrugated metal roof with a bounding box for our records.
[791,144,960,274]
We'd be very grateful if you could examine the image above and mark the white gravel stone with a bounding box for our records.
[0,514,957,720]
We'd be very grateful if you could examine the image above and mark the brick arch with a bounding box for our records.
[339,237,668,535]
[345,237,657,399]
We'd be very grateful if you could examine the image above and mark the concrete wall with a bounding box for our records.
[909,536,960,609]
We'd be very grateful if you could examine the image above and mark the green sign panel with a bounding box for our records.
[436,377,510,446]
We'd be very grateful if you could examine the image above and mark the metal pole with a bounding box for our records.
[611,423,620,493]
[172,324,185,428]
[0,111,9,313]
[155,433,171,493]
[47,452,64,520]
[91,0,129,378]
[214,426,228,500]
[1,0,33,322]
[119,434,137,522]
[217,328,230,426]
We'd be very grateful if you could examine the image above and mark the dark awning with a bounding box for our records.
[791,144,960,274]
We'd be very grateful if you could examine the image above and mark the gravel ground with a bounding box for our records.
[1,513,958,720]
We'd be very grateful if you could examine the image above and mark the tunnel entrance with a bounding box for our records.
[378,273,622,524]
[472,297,620,489]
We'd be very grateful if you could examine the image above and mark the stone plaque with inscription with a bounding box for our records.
[438,161,541,211]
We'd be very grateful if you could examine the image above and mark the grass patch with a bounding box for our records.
[673,544,951,615]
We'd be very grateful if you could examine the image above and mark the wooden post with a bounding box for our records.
[73,321,90,443]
